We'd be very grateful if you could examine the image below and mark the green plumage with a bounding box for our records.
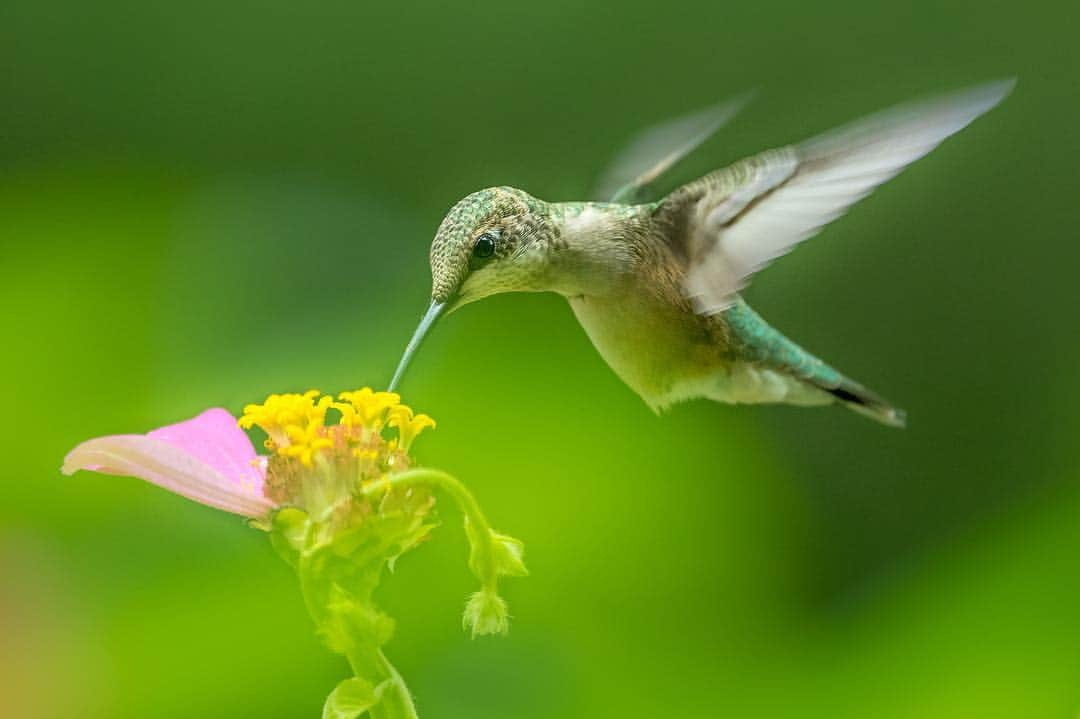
[724,301,905,426]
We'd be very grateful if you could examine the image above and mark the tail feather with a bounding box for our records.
[820,379,906,428]
[723,301,906,427]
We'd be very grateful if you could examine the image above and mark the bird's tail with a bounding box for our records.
[724,301,906,428]
[817,376,906,428]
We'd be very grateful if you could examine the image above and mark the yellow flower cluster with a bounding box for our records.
[336,388,400,430]
[239,388,436,468]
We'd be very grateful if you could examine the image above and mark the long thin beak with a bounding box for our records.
[388,300,446,392]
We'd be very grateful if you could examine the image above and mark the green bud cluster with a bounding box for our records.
[267,468,526,719]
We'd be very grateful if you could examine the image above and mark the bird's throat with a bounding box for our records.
[545,203,646,298]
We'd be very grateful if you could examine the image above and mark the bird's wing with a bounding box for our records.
[666,80,1014,315]
[593,92,756,204]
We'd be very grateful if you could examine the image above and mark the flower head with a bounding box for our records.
[239,389,432,518]
[63,388,437,520]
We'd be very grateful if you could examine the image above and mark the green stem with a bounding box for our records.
[292,468,505,718]
[294,529,416,718]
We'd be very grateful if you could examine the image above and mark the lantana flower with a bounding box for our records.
[63,388,526,719]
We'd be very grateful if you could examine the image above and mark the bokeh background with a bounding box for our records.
[3,0,1078,716]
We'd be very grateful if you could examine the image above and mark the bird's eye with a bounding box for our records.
[472,232,497,259]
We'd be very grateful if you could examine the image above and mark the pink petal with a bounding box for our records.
[147,408,265,493]
[62,408,273,518]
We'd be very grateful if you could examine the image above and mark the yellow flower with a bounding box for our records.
[387,405,436,450]
[239,390,332,448]
[235,387,435,499]
[336,388,401,428]
[239,390,340,467]
[281,420,334,467]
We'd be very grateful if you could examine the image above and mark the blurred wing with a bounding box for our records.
[594,92,756,204]
[679,80,1014,315]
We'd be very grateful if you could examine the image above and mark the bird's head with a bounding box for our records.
[389,186,552,390]
[429,186,551,307]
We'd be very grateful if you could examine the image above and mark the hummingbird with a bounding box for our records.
[388,81,1013,426]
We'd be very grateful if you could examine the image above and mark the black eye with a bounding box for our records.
[472,233,497,259]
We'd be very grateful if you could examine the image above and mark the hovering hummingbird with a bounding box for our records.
[388,81,1013,426]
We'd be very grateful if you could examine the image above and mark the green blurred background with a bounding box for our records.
[2,0,1078,716]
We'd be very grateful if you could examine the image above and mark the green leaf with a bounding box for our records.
[321,677,381,719]
[387,522,438,572]
[269,506,310,567]
[489,530,528,577]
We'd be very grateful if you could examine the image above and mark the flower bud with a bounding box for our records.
[463,589,509,638]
